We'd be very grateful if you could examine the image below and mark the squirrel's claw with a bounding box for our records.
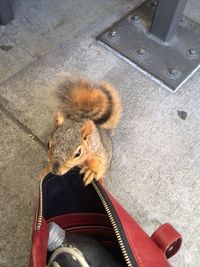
[83,169,96,186]
[80,166,87,175]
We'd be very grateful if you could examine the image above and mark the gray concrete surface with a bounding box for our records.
[0,0,200,266]
[0,110,46,266]
[0,0,123,84]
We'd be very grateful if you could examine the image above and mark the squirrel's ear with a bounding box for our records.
[55,111,64,127]
[81,120,94,141]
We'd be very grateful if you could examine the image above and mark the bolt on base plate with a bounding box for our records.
[97,0,200,92]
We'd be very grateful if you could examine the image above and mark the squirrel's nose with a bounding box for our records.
[52,162,60,173]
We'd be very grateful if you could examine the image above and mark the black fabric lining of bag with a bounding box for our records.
[42,168,106,220]
[43,169,128,267]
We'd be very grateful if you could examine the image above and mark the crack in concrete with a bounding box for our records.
[0,98,47,151]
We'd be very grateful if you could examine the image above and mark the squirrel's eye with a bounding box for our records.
[74,148,81,158]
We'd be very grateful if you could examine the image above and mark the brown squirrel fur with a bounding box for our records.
[47,78,121,185]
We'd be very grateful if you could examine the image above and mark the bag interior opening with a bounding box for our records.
[42,169,127,266]
[42,168,106,219]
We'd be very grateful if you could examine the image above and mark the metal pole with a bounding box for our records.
[0,0,14,25]
[150,0,188,42]
[98,0,200,91]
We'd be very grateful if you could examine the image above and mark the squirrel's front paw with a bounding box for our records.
[83,169,97,186]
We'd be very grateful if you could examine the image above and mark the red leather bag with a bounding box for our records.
[29,169,182,267]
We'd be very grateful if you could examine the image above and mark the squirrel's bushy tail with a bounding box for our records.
[57,78,121,129]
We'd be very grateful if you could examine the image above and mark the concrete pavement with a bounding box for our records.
[0,0,200,266]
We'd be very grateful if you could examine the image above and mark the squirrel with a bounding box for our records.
[47,78,121,185]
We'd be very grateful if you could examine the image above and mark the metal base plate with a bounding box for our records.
[97,0,200,92]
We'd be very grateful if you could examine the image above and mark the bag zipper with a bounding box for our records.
[35,177,44,230]
[92,182,138,267]
[35,178,138,267]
